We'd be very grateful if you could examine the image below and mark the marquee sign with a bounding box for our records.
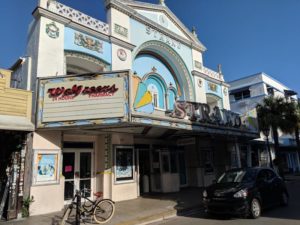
[38,75,127,126]
[168,101,242,128]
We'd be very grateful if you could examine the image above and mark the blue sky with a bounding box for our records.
[1,0,299,94]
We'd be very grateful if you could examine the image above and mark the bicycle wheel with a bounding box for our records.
[93,199,115,224]
[61,205,72,225]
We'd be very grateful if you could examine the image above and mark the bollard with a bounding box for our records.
[76,191,81,225]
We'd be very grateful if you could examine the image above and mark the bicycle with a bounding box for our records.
[61,188,115,225]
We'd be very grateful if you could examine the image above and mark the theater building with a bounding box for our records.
[18,0,258,215]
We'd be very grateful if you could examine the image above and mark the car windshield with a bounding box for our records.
[217,170,254,183]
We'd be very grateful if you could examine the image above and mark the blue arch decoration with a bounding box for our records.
[168,88,177,110]
[132,41,195,101]
[145,75,167,109]
[206,93,223,109]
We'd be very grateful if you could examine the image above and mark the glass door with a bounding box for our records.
[79,152,92,197]
[62,152,75,200]
[62,150,93,202]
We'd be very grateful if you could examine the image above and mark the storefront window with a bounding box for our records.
[153,93,159,108]
[114,146,134,182]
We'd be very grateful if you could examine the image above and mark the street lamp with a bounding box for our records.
[262,127,273,168]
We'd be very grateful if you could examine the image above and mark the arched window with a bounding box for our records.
[206,94,223,110]
[65,51,109,74]
[145,76,166,110]
[167,88,177,110]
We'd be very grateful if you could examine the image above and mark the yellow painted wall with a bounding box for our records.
[0,69,32,119]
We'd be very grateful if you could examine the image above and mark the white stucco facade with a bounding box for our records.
[229,72,300,173]
[13,0,259,216]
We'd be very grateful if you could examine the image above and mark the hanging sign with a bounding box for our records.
[40,77,125,123]
[168,101,242,128]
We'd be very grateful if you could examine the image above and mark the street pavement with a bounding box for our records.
[149,179,300,225]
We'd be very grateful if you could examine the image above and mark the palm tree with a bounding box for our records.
[294,102,300,160]
[280,100,300,152]
[256,96,287,159]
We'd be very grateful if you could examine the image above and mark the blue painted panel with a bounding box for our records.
[133,54,177,88]
[145,77,165,108]
[168,89,176,110]
[205,80,222,98]
[64,27,112,64]
[136,104,154,114]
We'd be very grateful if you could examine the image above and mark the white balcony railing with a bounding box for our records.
[201,66,224,81]
[47,1,109,35]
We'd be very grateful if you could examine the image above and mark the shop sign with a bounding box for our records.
[41,77,125,123]
[146,26,181,50]
[47,84,119,101]
[168,101,242,128]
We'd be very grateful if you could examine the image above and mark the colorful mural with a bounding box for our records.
[132,76,154,114]
[240,109,258,132]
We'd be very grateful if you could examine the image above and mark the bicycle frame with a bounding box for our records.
[70,191,101,217]
[61,189,115,225]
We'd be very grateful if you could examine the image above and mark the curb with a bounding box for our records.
[115,204,203,225]
[115,209,177,225]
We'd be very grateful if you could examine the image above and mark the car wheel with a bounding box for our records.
[249,198,261,219]
[280,191,289,206]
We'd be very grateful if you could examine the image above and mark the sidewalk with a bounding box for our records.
[0,187,204,225]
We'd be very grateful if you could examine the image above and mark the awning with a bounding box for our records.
[0,115,34,132]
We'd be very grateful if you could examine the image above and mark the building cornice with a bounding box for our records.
[192,70,230,87]
[105,0,206,52]
[119,0,206,48]
[33,7,110,41]
[110,36,136,50]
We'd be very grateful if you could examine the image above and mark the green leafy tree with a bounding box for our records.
[256,96,287,159]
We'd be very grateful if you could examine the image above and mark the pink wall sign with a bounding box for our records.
[65,165,73,173]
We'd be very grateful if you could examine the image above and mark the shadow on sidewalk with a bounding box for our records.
[52,187,204,225]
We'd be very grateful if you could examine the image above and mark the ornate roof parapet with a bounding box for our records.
[159,0,166,6]
[106,0,206,52]
[192,26,197,38]
[196,66,225,82]
[46,0,109,35]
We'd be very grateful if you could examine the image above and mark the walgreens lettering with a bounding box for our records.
[47,84,119,101]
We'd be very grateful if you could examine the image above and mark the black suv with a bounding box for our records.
[203,167,289,218]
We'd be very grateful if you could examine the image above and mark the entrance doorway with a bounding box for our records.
[62,149,94,202]
[137,145,187,194]
[137,149,151,195]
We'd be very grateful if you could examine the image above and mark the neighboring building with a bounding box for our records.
[0,69,33,220]
[229,72,300,173]
[14,0,258,216]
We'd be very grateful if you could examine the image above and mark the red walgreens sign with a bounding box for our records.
[47,84,119,101]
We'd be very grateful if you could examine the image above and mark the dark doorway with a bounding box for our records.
[137,148,151,195]
[0,131,27,220]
